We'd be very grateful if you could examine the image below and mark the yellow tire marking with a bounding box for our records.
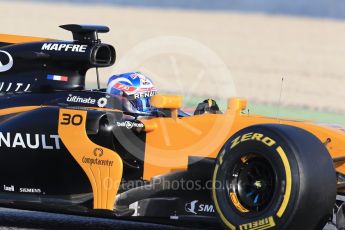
[212,165,236,230]
[239,216,276,230]
[230,192,249,213]
[276,146,292,217]
[213,144,292,229]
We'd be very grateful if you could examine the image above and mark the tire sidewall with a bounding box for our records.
[213,127,300,230]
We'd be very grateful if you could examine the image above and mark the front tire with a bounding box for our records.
[212,124,336,230]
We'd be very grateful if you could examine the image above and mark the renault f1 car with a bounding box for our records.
[0,24,343,230]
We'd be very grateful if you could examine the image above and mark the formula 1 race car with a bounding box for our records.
[0,24,344,230]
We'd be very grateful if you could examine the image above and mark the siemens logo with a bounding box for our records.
[20,188,42,194]
[0,132,61,150]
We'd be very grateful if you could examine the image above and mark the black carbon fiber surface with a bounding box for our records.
[0,208,193,230]
[0,208,336,229]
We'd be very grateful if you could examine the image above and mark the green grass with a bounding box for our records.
[86,82,345,125]
[247,104,345,125]
[183,96,345,125]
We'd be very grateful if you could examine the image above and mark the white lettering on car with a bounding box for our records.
[0,132,61,150]
[0,82,31,92]
[41,43,88,53]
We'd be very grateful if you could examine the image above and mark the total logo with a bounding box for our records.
[185,200,215,215]
[0,50,13,73]
[67,95,108,108]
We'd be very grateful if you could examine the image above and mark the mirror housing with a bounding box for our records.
[151,95,183,109]
[227,98,247,113]
[151,95,183,120]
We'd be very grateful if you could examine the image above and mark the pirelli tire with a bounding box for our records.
[212,124,336,230]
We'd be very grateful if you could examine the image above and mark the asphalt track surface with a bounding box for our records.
[0,208,337,230]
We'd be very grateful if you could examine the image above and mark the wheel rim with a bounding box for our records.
[228,154,275,212]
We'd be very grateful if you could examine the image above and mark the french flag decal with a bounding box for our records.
[47,75,69,82]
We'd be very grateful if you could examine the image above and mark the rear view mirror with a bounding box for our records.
[151,95,183,120]
[151,95,183,109]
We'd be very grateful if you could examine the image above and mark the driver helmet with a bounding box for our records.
[107,72,158,112]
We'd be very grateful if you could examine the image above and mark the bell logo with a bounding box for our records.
[0,50,13,73]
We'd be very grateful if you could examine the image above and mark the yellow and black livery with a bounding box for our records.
[0,24,343,230]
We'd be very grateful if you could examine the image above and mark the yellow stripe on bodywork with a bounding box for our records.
[58,108,123,210]
[0,106,45,116]
[0,34,51,44]
[276,146,292,217]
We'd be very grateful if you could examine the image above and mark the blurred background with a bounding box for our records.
[1,0,345,124]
